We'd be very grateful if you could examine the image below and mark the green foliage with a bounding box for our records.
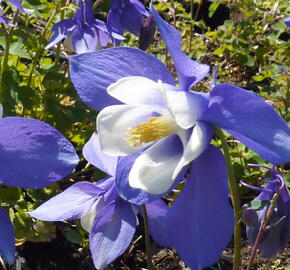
[243,200,273,210]
[0,0,289,264]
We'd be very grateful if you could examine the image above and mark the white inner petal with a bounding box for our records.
[129,136,183,195]
[173,122,211,179]
[63,33,74,52]
[80,197,104,232]
[107,76,167,113]
[160,82,207,129]
[0,103,3,118]
[131,205,139,226]
[97,104,159,156]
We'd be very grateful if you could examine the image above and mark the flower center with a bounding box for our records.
[127,116,178,147]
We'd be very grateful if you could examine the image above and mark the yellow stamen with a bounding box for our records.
[127,116,178,147]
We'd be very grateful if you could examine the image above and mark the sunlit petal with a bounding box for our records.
[97,105,159,156]
[129,135,183,194]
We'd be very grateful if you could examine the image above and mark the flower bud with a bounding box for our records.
[241,207,259,228]
[139,15,156,51]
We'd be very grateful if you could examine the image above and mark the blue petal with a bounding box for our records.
[167,145,234,269]
[74,0,84,22]
[203,83,290,164]
[45,19,76,49]
[8,0,33,14]
[247,200,290,257]
[119,3,143,36]
[71,24,100,54]
[0,117,79,188]
[28,182,104,221]
[130,0,149,16]
[246,178,290,258]
[150,4,209,90]
[284,17,290,27]
[0,207,15,265]
[107,9,124,36]
[94,19,111,46]
[89,199,136,269]
[0,16,13,26]
[144,200,171,247]
[83,0,95,24]
[83,132,118,177]
[69,47,174,110]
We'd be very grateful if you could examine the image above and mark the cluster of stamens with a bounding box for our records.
[126,116,177,147]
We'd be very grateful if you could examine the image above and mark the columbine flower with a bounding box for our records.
[242,165,290,257]
[0,0,33,25]
[46,0,117,54]
[71,4,290,195]
[0,104,79,264]
[29,133,169,270]
[0,207,14,265]
[107,0,149,43]
[69,4,290,268]
[284,17,290,27]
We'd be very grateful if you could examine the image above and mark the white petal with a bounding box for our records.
[161,83,208,129]
[83,132,118,176]
[131,205,139,226]
[80,198,104,232]
[108,76,167,113]
[97,105,158,156]
[63,33,74,52]
[173,122,213,179]
[129,135,183,195]
[0,103,3,118]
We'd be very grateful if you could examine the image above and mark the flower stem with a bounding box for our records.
[55,0,66,64]
[141,205,153,270]
[215,126,241,270]
[188,0,194,53]
[246,191,281,270]
[0,11,20,103]
[188,0,204,53]
[0,257,7,270]
[27,10,58,87]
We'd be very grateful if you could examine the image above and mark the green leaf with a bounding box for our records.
[2,69,21,114]
[271,21,286,32]
[0,187,22,205]
[65,229,83,244]
[16,86,36,109]
[252,75,265,82]
[214,47,224,56]
[284,173,290,189]
[9,42,31,59]
[25,0,47,10]
[208,2,220,18]
[243,200,273,210]
[236,53,255,67]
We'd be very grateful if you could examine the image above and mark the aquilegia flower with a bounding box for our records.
[69,4,289,268]
[71,4,290,195]
[0,0,33,25]
[0,207,14,264]
[242,165,290,257]
[284,17,290,27]
[46,0,115,54]
[29,132,169,270]
[107,0,149,43]
[0,104,79,264]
